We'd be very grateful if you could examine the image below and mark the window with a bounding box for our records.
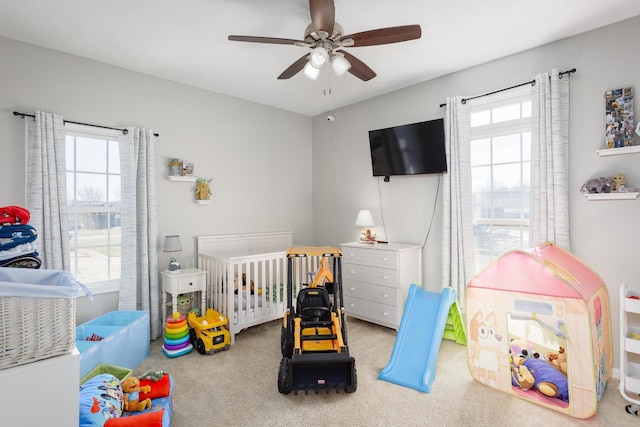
[65,125,121,294]
[470,88,532,271]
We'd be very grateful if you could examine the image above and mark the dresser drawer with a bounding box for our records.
[175,274,205,293]
[343,263,399,288]
[342,246,399,269]
[344,296,399,327]
[343,279,400,306]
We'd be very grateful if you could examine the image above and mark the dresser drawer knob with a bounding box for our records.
[383,257,388,262]
[383,293,388,298]
[350,303,355,308]
[350,287,355,291]
[349,270,355,275]
[383,312,388,316]
[383,275,388,280]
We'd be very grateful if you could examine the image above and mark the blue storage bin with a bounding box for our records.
[76,325,129,368]
[84,311,150,367]
[80,311,150,369]
[76,341,101,378]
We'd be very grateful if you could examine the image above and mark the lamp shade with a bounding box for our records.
[331,55,351,76]
[354,210,375,227]
[303,61,321,80]
[309,47,329,68]
[163,235,182,252]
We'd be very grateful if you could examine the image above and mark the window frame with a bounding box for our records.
[468,86,532,270]
[64,123,122,295]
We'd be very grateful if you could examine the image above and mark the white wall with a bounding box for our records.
[312,16,640,371]
[0,36,313,323]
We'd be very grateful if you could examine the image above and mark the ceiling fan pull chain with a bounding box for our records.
[324,71,333,96]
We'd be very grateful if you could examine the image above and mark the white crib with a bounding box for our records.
[197,232,321,344]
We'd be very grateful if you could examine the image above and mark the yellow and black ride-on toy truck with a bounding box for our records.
[278,246,357,394]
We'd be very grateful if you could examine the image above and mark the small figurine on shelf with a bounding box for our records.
[182,161,194,176]
[611,172,637,193]
[169,158,182,176]
[195,177,212,201]
[612,173,626,192]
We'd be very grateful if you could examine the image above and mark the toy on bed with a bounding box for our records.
[122,376,152,412]
[234,273,262,295]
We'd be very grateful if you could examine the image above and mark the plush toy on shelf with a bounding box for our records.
[195,177,212,200]
[611,173,627,192]
[580,176,613,194]
[121,376,152,412]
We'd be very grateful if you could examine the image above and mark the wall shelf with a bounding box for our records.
[584,192,639,200]
[168,175,196,182]
[596,145,640,157]
[195,200,211,205]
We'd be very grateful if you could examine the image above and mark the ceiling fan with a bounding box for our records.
[228,0,421,82]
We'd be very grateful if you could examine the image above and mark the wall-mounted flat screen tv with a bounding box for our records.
[368,118,447,181]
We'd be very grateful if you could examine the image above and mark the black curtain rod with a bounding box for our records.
[12,111,159,137]
[438,68,576,108]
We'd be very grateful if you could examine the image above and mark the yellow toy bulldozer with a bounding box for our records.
[278,246,357,394]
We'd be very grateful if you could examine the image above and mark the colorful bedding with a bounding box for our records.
[79,373,173,427]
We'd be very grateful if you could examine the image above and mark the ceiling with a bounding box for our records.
[2,0,640,117]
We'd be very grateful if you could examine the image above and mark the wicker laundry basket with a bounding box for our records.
[0,269,86,370]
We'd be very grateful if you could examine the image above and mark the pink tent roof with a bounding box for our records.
[468,243,604,300]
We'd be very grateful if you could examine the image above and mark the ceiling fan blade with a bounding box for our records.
[228,35,304,45]
[277,55,310,80]
[338,50,376,81]
[343,24,422,47]
[309,0,335,35]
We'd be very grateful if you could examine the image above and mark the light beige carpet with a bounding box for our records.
[135,317,633,426]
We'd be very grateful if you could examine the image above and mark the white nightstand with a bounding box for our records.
[160,268,207,321]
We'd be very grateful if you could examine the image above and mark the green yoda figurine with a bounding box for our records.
[195,177,212,200]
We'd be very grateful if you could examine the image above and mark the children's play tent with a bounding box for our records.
[465,242,612,419]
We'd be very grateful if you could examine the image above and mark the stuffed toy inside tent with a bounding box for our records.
[465,243,612,419]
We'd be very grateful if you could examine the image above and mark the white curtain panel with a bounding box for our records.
[442,97,474,312]
[119,128,161,339]
[26,111,70,270]
[530,69,571,250]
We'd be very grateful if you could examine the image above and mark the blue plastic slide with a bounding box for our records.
[378,284,457,392]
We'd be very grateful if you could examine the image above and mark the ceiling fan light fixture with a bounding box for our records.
[331,55,351,76]
[303,61,321,80]
[309,47,329,68]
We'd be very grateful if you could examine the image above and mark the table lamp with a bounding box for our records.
[163,234,182,272]
[355,210,376,243]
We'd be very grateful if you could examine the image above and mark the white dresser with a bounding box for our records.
[341,242,422,330]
